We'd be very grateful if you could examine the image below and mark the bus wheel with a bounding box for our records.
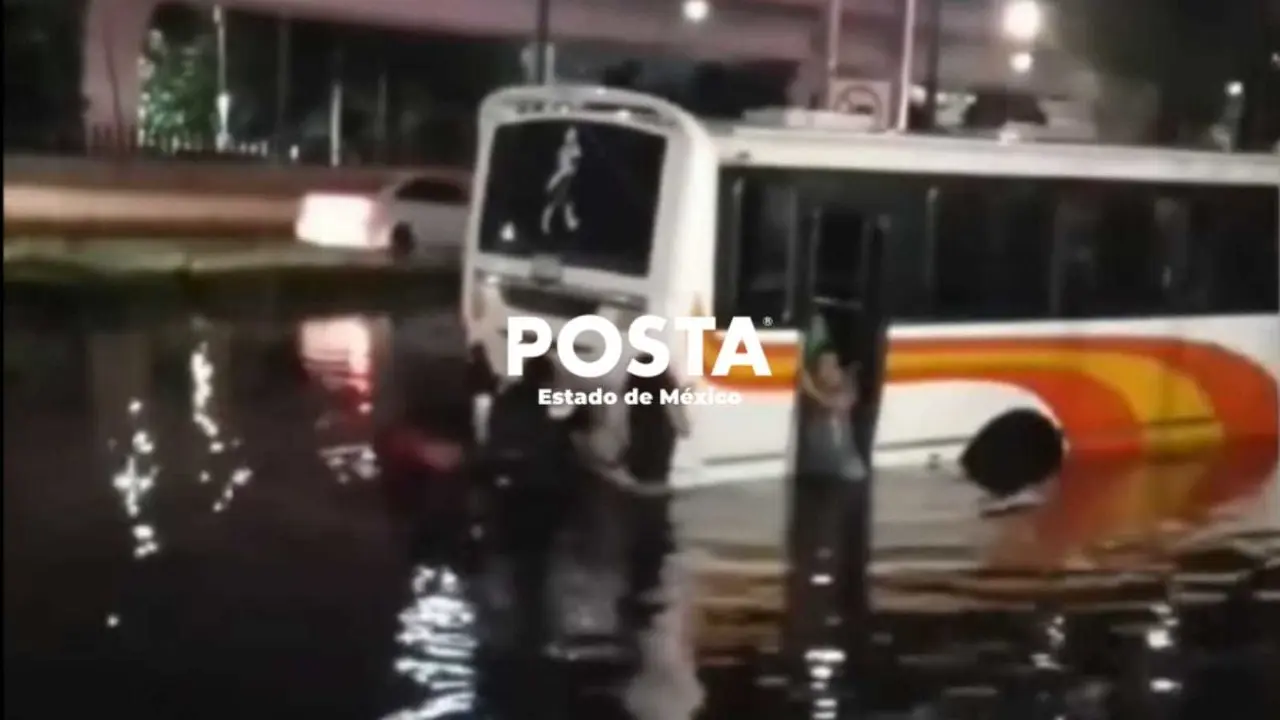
[390,224,416,260]
[960,408,1064,499]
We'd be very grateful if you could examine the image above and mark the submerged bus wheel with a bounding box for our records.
[960,409,1064,499]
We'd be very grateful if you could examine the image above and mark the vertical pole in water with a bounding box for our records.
[896,0,920,131]
[778,215,880,720]
[534,0,552,84]
[823,0,843,107]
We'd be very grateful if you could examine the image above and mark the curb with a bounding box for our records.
[3,241,462,302]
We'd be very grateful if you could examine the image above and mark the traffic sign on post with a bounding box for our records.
[827,78,892,130]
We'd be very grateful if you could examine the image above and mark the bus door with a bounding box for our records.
[776,200,892,712]
[704,175,891,485]
[797,203,892,455]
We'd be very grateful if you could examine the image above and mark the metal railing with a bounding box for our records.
[6,119,478,169]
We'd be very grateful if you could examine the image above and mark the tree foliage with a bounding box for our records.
[139,6,218,144]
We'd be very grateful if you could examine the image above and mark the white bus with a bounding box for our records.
[461,85,1278,539]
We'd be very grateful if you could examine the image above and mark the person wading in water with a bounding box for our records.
[797,316,868,482]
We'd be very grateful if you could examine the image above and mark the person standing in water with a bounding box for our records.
[797,340,868,482]
[782,315,874,711]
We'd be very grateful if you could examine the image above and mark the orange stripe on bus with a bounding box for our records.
[702,334,1278,459]
[697,331,1277,565]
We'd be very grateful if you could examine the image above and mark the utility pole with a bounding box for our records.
[823,0,843,107]
[921,0,943,130]
[895,0,920,130]
[533,0,552,84]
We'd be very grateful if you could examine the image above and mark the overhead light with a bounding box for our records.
[1010,51,1034,74]
[682,0,710,23]
[1226,80,1244,97]
[1002,1,1042,42]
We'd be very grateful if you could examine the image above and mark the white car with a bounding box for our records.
[295,174,469,262]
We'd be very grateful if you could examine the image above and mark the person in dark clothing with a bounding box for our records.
[477,356,584,653]
[375,356,476,569]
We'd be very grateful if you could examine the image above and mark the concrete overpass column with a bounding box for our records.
[82,0,158,150]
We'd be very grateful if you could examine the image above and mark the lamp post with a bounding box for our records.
[1002,1,1042,78]
[533,0,552,84]
[214,6,231,151]
[921,0,943,130]
[823,0,843,107]
[895,0,920,130]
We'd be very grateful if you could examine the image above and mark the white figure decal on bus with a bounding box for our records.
[541,126,582,237]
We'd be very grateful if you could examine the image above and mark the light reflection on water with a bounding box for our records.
[385,565,478,720]
[4,299,1278,720]
[109,397,161,559]
[6,309,449,717]
[4,306,702,720]
[188,327,253,512]
[301,315,382,484]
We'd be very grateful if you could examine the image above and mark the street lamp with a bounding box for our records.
[1010,50,1034,74]
[1002,0,1042,42]
[682,0,710,23]
[213,5,231,150]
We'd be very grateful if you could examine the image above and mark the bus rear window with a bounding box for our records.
[478,120,667,276]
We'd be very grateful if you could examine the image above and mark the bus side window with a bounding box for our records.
[1051,191,1098,318]
[1187,186,1279,313]
[716,174,798,328]
[736,182,796,327]
[1152,194,1194,310]
[1052,183,1168,318]
[931,178,1054,321]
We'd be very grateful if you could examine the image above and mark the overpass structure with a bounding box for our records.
[83,0,1096,136]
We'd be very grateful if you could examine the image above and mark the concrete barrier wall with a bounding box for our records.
[3,156,472,239]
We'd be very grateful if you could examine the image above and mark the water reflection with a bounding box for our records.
[112,398,161,558]
[188,324,253,513]
[300,315,385,484]
[91,332,164,560]
[384,565,478,720]
[4,296,1277,720]
[374,367,705,720]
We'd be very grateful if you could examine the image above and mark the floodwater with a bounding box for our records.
[3,280,1278,720]
[3,283,705,720]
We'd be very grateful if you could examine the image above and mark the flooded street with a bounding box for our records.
[4,288,461,718]
[4,280,709,720]
[4,281,1278,720]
